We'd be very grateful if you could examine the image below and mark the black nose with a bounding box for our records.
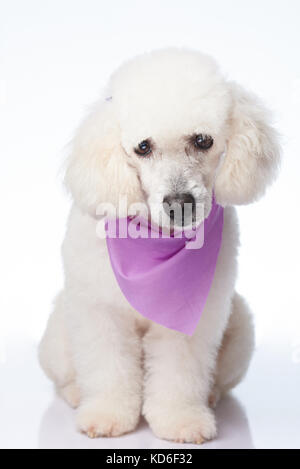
[163,192,196,224]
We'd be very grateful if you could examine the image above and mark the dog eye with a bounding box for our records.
[194,134,214,151]
[134,140,152,156]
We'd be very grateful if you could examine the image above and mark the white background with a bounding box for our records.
[0,0,300,449]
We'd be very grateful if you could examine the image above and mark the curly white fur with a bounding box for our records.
[39,48,280,443]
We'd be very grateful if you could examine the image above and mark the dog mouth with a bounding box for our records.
[162,192,195,227]
[147,199,207,233]
[139,180,210,232]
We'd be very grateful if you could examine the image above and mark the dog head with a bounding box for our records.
[65,48,280,228]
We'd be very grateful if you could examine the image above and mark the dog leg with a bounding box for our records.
[65,296,143,438]
[142,315,227,444]
[210,292,255,408]
[39,291,79,408]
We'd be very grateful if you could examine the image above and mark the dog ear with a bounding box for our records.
[64,99,142,215]
[214,82,281,206]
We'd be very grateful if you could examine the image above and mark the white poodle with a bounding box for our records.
[39,48,280,444]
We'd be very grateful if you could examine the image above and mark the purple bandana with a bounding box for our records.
[106,199,224,335]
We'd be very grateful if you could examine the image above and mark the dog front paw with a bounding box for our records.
[144,403,217,444]
[76,397,141,438]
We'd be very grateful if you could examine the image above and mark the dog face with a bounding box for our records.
[65,49,281,227]
[124,138,220,229]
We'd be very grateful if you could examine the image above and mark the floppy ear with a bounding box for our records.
[214,82,281,206]
[64,99,142,215]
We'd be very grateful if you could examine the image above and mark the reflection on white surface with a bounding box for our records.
[1,341,299,449]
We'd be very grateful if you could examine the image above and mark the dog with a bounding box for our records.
[39,48,280,443]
